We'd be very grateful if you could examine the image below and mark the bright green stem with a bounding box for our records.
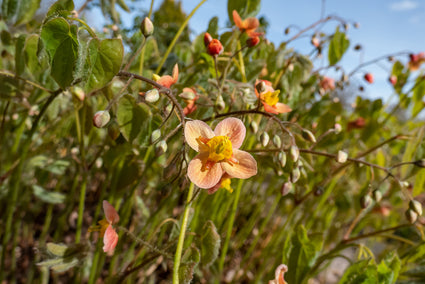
[155,0,207,74]
[75,178,87,243]
[88,240,103,284]
[218,178,244,275]
[173,182,195,284]
[237,41,246,82]
[71,18,98,39]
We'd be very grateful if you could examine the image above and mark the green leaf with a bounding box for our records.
[200,220,221,267]
[15,0,42,25]
[45,159,70,175]
[50,258,79,272]
[15,34,27,76]
[40,17,79,88]
[46,0,74,18]
[377,252,400,284]
[286,225,323,284]
[228,0,261,23]
[412,77,425,118]
[207,16,219,38]
[85,38,123,93]
[179,247,200,284]
[47,243,69,257]
[1,0,19,22]
[116,0,130,12]
[24,35,45,74]
[339,259,378,284]
[116,95,150,142]
[328,27,350,65]
[33,185,66,204]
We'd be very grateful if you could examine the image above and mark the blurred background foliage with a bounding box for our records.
[1,0,425,283]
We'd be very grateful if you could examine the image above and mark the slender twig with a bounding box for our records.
[348,51,411,77]
[342,224,412,243]
[0,70,55,93]
[123,37,146,72]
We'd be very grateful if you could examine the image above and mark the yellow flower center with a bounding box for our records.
[152,74,161,81]
[262,90,280,106]
[220,178,233,193]
[198,135,233,164]
[88,218,110,238]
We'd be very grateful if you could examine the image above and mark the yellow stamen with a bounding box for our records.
[152,74,161,81]
[262,90,280,106]
[88,218,110,238]
[197,135,233,166]
[220,178,233,193]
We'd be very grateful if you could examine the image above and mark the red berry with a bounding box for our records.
[364,73,374,84]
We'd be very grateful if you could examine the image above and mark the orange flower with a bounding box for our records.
[207,39,224,56]
[232,10,261,36]
[184,118,257,189]
[268,264,288,284]
[89,200,120,253]
[255,80,291,114]
[153,64,178,88]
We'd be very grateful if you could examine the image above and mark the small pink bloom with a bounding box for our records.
[319,76,335,91]
[154,64,179,88]
[364,73,374,84]
[185,118,257,189]
[268,264,288,284]
[389,75,397,86]
[102,200,119,253]
[254,80,291,114]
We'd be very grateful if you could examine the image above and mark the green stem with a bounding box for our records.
[236,41,246,82]
[70,18,98,39]
[155,0,207,74]
[75,178,87,243]
[173,182,195,284]
[218,179,244,276]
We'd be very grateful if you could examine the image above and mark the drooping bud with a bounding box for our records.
[354,44,362,51]
[72,86,85,101]
[360,195,372,208]
[145,89,160,103]
[289,145,299,162]
[281,181,293,196]
[302,129,317,143]
[311,36,320,47]
[260,132,270,147]
[406,208,418,224]
[215,95,225,111]
[179,90,196,100]
[372,190,383,203]
[290,167,301,183]
[246,36,260,47]
[413,159,425,168]
[204,32,213,47]
[255,80,267,94]
[207,39,223,56]
[140,17,154,37]
[364,73,374,84]
[155,140,167,156]
[409,200,423,216]
[336,150,348,163]
[250,121,258,134]
[389,75,397,86]
[278,151,287,167]
[151,129,161,143]
[272,135,282,148]
[93,110,110,128]
[284,27,290,35]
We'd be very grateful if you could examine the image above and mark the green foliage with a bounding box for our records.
[328,26,350,65]
[227,0,261,22]
[199,220,221,267]
[116,94,150,142]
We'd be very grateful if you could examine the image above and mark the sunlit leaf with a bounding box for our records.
[328,27,350,65]
[33,185,66,204]
[228,0,261,23]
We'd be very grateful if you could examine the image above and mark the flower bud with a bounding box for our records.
[389,75,397,86]
[246,36,260,47]
[354,22,360,29]
[72,86,85,101]
[290,167,301,183]
[360,195,372,208]
[406,208,418,224]
[278,151,287,167]
[364,73,374,84]
[336,150,348,163]
[215,95,225,111]
[250,121,258,134]
[354,44,362,51]
[272,135,282,148]
[151,129,161,143]
[409,200,423,216]
[204,32,213,47]
[255,80,267,94]
[302,129,317,143]
[372,190,382,203]
[141,17,154,37]
[155,140,167,156]
[284,27,290,35]
[311,36,320,47]
[93,110,110,128]
[281,182,293,196]
[334,123,342,134]
[260,132,270,147]
[179,91,196,100]
[207,39,223,56]
[289,145,299,162]
[145,89,160,103]
[414,159,425,168]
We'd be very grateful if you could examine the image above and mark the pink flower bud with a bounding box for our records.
[141,17,154,37]
[364,73,374,84]
[204,32,213,47]
[93,111,110,128]
[389,75,397,86]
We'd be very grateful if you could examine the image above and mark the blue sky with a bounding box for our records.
[81,0,425,100]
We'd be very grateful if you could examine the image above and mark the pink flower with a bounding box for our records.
[319,76,335,91]
[153,64,178,88]
[184,118,257,189]
[268,264,288,284]
[255,80,291,114]
[89,200,120,253]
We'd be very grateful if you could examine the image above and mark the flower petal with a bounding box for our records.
[243,17,259,31]
[274,102,292,114]
[156,75,174,88]
[214,117,246,149]
[187,154,223,189]
[184,120,215,151]
[172,63,179,84]
[232,10,243,29]
[103,225,119,253]
[263,102,279,114]
[103,200,119,224]
[221,149,257,179]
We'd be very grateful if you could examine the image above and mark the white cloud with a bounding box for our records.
[390,0,419,11]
